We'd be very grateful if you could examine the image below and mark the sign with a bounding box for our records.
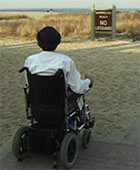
[95,9,112,32]
[91,5,116,40]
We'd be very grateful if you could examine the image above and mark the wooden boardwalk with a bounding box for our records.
[0,139,140,170]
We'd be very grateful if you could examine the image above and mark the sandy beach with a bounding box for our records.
[0,36,140,148]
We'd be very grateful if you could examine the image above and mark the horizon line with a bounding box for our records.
[0,7,140,9]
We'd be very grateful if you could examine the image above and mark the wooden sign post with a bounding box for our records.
[91,5,116,40]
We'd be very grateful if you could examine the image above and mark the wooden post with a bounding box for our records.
[91,4,95,40]
[112,5,116,39]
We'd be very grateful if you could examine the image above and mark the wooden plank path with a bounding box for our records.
[0,139,140,170]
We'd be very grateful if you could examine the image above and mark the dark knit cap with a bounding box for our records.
[37,26,61,51]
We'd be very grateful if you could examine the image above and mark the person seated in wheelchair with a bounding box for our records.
[24,26,93,123]
[13,26,95,169]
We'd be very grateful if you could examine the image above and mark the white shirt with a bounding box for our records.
[24,51,91,94]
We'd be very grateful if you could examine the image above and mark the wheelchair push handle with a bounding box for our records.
[19,67,27,73]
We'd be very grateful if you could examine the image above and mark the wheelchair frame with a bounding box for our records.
[12,67,95,169]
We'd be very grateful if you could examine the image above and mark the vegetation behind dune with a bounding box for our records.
[0,12,140,40]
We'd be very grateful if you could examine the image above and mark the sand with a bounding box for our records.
[0,37,140,148]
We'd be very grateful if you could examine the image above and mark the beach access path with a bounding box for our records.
[1,117,140,169]
[0,138,139,170]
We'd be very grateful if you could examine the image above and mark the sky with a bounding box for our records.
[0,0,140,9]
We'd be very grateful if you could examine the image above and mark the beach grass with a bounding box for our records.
[0,12,140,40]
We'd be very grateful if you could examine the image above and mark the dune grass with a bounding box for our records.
[0,14,30,20]
[117,12,140,34]
[0,12,140,40]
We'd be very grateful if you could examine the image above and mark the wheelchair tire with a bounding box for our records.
[12,126,29,159]
[82,129,91,149]
[60,132,79,169]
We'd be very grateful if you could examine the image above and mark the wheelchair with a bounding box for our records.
[12,67,95,169]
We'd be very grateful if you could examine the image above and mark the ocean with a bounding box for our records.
[0,8,140,13]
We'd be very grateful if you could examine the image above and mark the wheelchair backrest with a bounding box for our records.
[26,69,66,125]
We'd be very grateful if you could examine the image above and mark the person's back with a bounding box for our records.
[25,26,93,94]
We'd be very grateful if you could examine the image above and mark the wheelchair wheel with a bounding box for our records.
[82,129,91,149]
[12,126,29,159]
[60,132,79,168]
